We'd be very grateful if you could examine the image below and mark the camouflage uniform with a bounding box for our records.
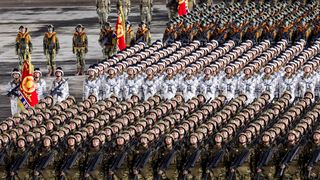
[96,0,111,25]
[43,25,60,76]
[140,0,153,25]
[15,28,32,69]
[72,25,88,75]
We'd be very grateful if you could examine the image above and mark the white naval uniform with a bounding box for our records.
[142,78,158,101]
[123,78,140,100]
[199,76,219,100]
[181,77,199,101]
[6,80,21,116]
[161,77,178,100]
[280,76,298,103]
[298,73,316,100]
[98,74,106,100]
[239,76,257,104]
[83,78,101,100]
[35,79,46,100]
[260,74,279,101]
[105,77,122,99]
[220,76,238,101]
[50,78,69,104]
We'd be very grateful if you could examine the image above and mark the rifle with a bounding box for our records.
[32,151,54,180]
[154,145,179,180]
[57,148,81,180]
[253,146,274,180]
[132,148,154,180]
[83,150,103,180]
[50,78,68,97]
[181,148,201,180]
[276,143,302,178]
[203,146,227,180]
[7,83,20,97]
[305,148,320,179]
[106,145,131,180]
[8,148,31,180]
[228,148,250,180]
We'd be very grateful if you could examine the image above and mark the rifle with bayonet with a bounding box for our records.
[181,148,201,180]
[50,78,68,97]
[7,83,20,97]
[228,148,250,180]
[132,147,154,180]
[106,144,132,180]
[32,151,55,180]
[57,147,81,180]
[8,148,31,180]
[154,144,179,180]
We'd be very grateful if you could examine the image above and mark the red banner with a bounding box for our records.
[178,0,188,16]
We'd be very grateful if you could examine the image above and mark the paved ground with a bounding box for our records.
[0,2,169,119]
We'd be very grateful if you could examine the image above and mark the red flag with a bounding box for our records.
[116,8,126,51]
[178,0,188,16]
[18,59,38,112]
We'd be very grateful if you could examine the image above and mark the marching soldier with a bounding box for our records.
[259,67,280,101]
[155,134,180,179]
[220,68,238,101]
[280,67,298,103]
[98,23,117,58]
[123,68,141,100]
[140,0,153,26]
[254,132,278,180]
[9,136,32,180]
[180,68,199,101]
[302,130,320,179]
[104,68,122,99]
[298,65,316,100]
[58,135,84,180]
[204,133,229,179]
[118,0,131,20]
[161,68,178,100]
[279,20,294,45]
[83,66,101,100]
[83,136,105,179]
[15,25,32,69]
[32,136,58,179]
[239,68,258,104]
[142,68,159,101]
[180,133,202,179]
[163,23,176,45]
[72,24,88,76]
[43,24,60,77]
[125,21,135,48]
[199,68,219,100]
[132,134,155,179]
[107,135,132,180]
[229,133,253,180]
[277,131,303,179]
[49,67,69,104]
[166,0,178,19]
[33,68,47,100]
[6,68,21,116]
[136,21,151,45]
[96,0,111,25]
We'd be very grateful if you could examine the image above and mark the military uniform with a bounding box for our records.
[59,147,84,180]
[96,0,111,25]
[99,24,117,58]
[161,77,178,100]
[260,74,279,101]
[142,78,158,101]
[118,0,131,20]
[107,144,132,180]
[136,23,151,45]
[254,143,278,180]
[166,0,178,19]
[72,24,88,75]
[278,143,302,180]
[43,25,60,76]
[155,145,180,179]
[125,22,135,48]
[9,146,32,180]
[15,26,32,69]
[32,147,59,179]
[50,68,69,104]
[204,144,229,180]
[140,0,153,25]
[180,76,199,101]
[83,146,105,179]
[229,144,253,180]
[7,77,21,116]
[104,76,122,100]
[298,73,316,100]
[132,144,155,180]
[302,141,320,179]
[35,78,46,101]
[220,75,238,102]
[83,77,101,100]
[280,76,298,103]
[180,145,202,180]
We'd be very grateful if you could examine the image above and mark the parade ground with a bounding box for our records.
[0,0,168,119]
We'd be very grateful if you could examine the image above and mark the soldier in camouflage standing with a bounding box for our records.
[96,0,111,25]
[140,0,153,26]
[72,24,88,76]
[43,24,60,77]
[99,23,117,58]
